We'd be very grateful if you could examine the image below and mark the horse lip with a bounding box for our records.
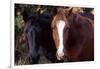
[56,53,65,60]
[56,55,68,62]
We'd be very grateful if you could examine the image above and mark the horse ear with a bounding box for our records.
[64,8,73,17]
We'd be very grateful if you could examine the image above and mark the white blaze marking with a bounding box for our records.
[56,20,65,60]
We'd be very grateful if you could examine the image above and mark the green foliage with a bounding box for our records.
[15,15,24,29]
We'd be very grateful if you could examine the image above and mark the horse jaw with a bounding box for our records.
[56,20,65,60]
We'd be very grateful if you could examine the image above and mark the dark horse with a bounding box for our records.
[22,10,57,64]
[51,8,94,62]
[23,13,41,64]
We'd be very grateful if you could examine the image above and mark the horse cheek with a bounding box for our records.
[53,30,59,49]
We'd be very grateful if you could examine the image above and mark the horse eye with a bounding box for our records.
[51,27,56,31]
[53,28,57,31]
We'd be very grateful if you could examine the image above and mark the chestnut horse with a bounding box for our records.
[51,8,94,62]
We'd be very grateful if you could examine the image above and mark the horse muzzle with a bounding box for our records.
[56,50,68,62]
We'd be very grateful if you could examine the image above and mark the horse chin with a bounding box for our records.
[57,56,62,60]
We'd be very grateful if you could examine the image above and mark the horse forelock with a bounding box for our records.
[51,12,69,30]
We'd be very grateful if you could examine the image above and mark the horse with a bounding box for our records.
[22,13,41,64]
[51,7,94,62]
[22,11,56,64]
[15,6,57,64]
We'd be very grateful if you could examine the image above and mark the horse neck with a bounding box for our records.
[67,13,79,27]
[64,13,78,45]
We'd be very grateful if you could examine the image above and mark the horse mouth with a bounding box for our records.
[56,51,64,60]
[56,54,68,62]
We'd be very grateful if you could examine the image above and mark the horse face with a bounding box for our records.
[51,8,70,60]
[52,20,70,61]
